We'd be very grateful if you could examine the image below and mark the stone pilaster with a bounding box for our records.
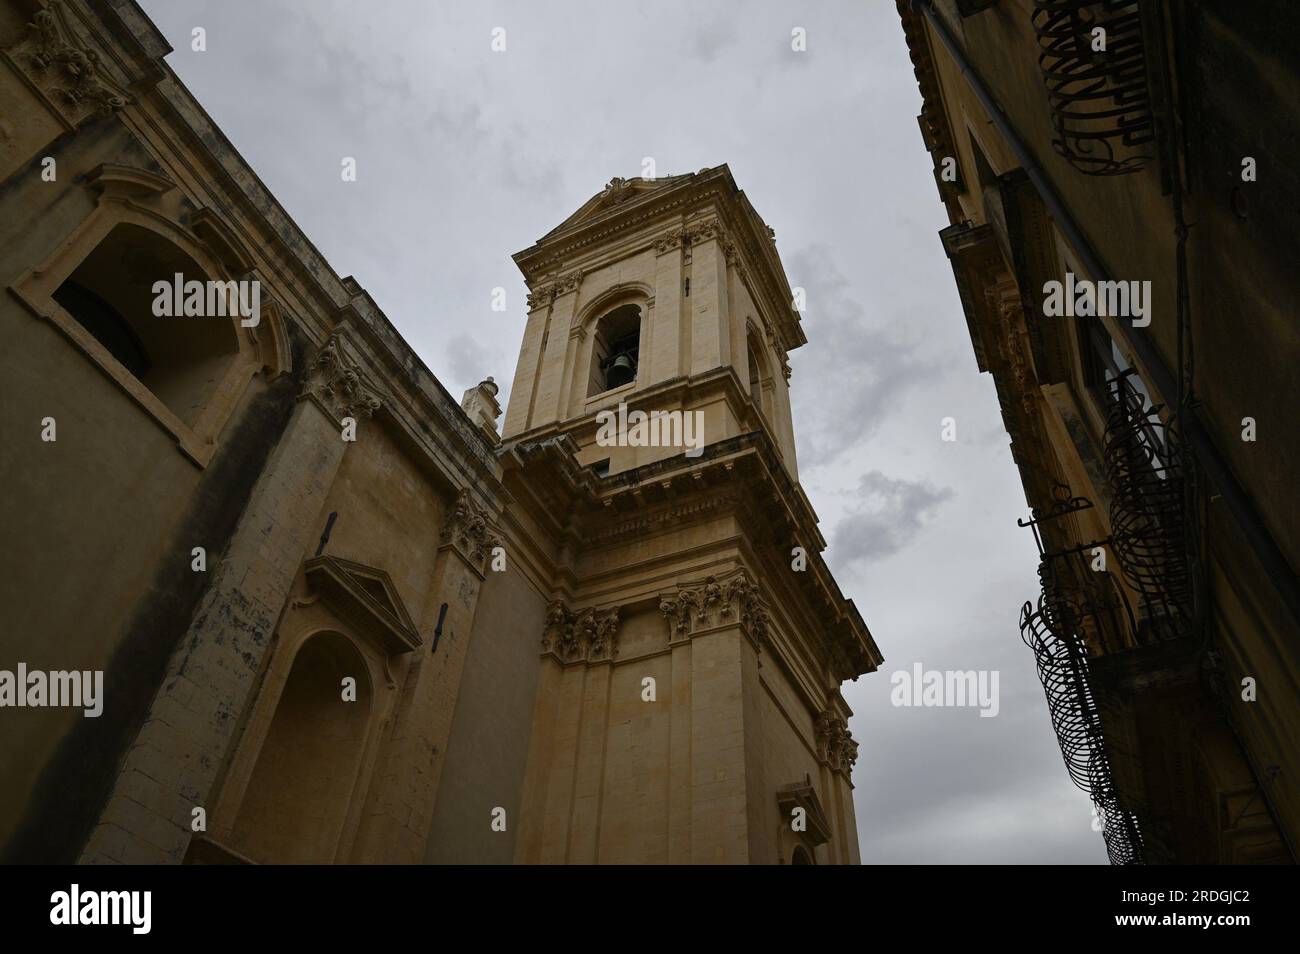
[80,332,380,863]
[351,489,500,863]
[512,597,622,863]
[815,708,859,863]
[656,569,771,863]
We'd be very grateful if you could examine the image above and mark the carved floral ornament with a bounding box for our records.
[302,332,384,423]
[815,710,858,775]
[540,600,621,664]
[526,271,582,310]
[657,569,771,647]
[600,176,637,205]
[7,2,132,123]
[987,282,1037,417]
[651,218,736,262]
[439,489,502,569]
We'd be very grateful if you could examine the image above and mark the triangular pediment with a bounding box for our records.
[303,555,421,654]
[539,171,708,241]
[777,776,833,846]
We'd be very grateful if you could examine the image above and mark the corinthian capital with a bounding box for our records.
[816,709,857,775]
[302,332,384,423]
[439,489,501,571]
[526,271,582,309]
[8,3,132,126]
[658,568,769,647]
[541,599,621,664]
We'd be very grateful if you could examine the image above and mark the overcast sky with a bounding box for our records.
[137,0,1107,864]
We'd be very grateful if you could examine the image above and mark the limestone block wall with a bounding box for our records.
[424,562,549,864]
[0,75,302,859]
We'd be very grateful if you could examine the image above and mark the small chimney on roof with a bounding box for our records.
[460,376,501,442]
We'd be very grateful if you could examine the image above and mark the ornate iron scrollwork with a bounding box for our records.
[1018,489,1145,864]
[1031,0,1155,176]
[1103,368,1190,637]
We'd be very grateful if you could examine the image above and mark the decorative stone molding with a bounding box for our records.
[652,230,685,254]
[815,710,858,775]
[776,777,833,846]
[4,2,132,128]
[439,488,502,570]
[526,271,582,309]
[301,556,422,685]
[989,282,1037,417]
[685,218,724,245]
[658,569,770,648]
[652,218,730,257]
[771,334,792,381]
[301,332,383,423]
[540,600,621,664]
[600,176,637,205]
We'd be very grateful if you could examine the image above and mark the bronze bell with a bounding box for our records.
[606,352,636,388]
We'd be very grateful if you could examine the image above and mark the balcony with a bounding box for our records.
[1017,489,1146,864]
[1031,0,1156,175]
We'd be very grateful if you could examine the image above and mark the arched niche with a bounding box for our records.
[228,631,374,864]
[10,183,292,466]
[205,556,421,864]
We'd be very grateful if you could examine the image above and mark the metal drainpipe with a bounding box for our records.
[910,0,1300,630]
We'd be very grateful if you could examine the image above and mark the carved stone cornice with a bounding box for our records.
[988,279,1037,418]
[439,488,502,571]
[815,710,857,775]
[4,2,132,129]
[653,217,730,256]
[540,600,621,664]
[526,271,582,310]
[652,229,685,254]
[658,568,770,650]
[301,332,383,423]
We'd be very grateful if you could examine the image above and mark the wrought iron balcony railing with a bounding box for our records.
[1031,0,1155,176]
[1018,491,1146,864]
[1103,368,1192,639]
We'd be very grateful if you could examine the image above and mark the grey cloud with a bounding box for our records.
[687,19,736,63]
[829,470,954,569]
[444,334,496,396]
[786,246,946,470]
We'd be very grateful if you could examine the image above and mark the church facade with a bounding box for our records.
[0,0,880,865]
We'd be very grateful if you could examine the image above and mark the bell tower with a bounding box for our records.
[503,168,803,478]
[500,166,881,864]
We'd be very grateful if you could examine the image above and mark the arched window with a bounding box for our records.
[588,303,641,396]
[229,632,372,864]
[51,223,240,429]
[746,326,772,418]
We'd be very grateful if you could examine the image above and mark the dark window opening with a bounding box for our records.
[589,303,641,395]
[1080,319,1168,462]
[53,279,152,380]
[591,458,610,477]
[52,223,239,427]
